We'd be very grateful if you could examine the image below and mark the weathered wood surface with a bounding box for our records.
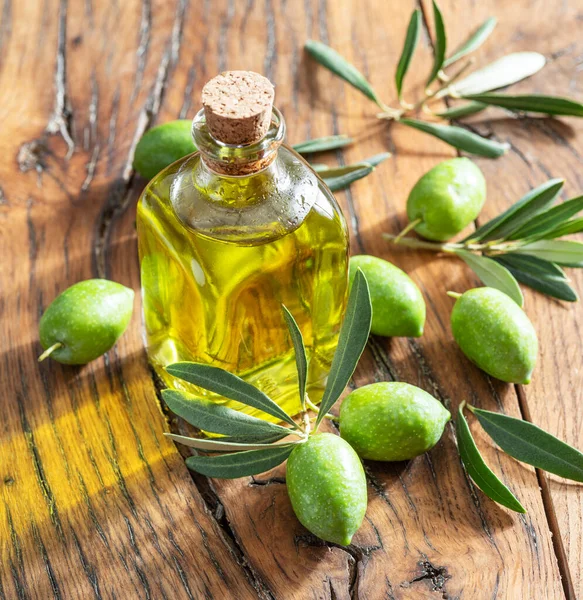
[0,0,580,598]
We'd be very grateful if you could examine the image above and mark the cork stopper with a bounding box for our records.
[202,71,275,145]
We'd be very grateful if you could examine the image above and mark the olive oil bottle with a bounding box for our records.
[137,71,349,417]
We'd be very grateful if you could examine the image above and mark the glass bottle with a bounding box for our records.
[136,72,349,418]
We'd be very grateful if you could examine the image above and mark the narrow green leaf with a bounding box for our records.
[316,153,390,190]
[456,250,523,306]
[282,306,308,411]
[165,433,298,453]
[451,52,546,96]
[426,1,447,87]
[305,40,383,107]
[185,445,294,479]
[436,101,487,120]
[321,165,374,191]
[471,407,583,482]
[396,10,421,98]
[456,404,526,513]
[400,118,509,158]
[511,239,583,266]
[361,152,392,168]
[293,135,353,154]
[316,269,372,427]
[316,162,373,178]
[218,431,291,444]
[161,390,291,437]
[165,363,298,427]
[493,254,568,281]
[462,93,583,118]
[443,17,497,67]
[493,257,578,302]
[543,216,583,239]
[508,195,583,240]
[464,178,564,242]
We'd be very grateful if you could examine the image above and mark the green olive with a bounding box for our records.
[407,157,486,241]
[450,287,538,384]
[39,279,134,365]
[286,433,367,546]
[349,255,425,337]
[133,120,197,180]
[339,382,450,461]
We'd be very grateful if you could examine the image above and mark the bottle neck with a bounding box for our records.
[191,107,286,176]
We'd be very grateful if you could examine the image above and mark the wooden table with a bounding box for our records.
[1,0,582,597]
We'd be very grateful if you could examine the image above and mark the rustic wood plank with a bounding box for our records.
[1,0,578,598]
[128,0,565,597]
[0,1,260,598]
[428,1,583,596]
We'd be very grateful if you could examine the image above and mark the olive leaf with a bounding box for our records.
[217,432,292,444]
[318,153,391,191]
[400,118,509,158]
[465,178,564,242]
[293,135,353,154]
[161,390,293,437]
[282,306,308,411]
[492,254,567,281]
[185,445,295,479]
[322,165,374,191]
[165,433,298,453]
[511,239,583,266]
[492,255,577,302]
[543,216,583,239]
[316,269,372,427]
[450,52,546,96]
[456,404,526,513]
[165,363,299,428]
[304,40,384,108]
[315,153,391,176]
[508,195,583,240]
[496,265,578,302]
[436,101,487,120]
[455,250,524,306]
[443,17,497,67]
[426,1,447,87]
[396,9,421,98]
[461,93,583,118]
[469,406,583,482]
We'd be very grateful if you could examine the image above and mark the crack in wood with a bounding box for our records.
[402,556,451,597]
[46,0,74,158]
[187,473,277,600]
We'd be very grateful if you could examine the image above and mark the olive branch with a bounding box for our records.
[385,178,583,304]
[161,269,371,478]
[305,2,583,158]
[160,272,583,515]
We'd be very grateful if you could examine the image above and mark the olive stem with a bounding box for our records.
[306,397,336,421]
[383,233,519,255]
[38,342,62,362]
[393,218,423,243]
[447,291,462,299]
[431,57,476,101]
[303,411,312,436]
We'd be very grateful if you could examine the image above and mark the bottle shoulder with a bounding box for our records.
[138,144,347,246]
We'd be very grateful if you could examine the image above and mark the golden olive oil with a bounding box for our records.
[137,130,349,418]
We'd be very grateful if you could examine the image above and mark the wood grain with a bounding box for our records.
[0,0,580,598]
[0,1,259,598]
[427,1,583,596]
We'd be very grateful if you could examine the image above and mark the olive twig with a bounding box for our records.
[306,397,336,422]
[383,233,520,255]
[38,342,63,362]
[393,218,423,243]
